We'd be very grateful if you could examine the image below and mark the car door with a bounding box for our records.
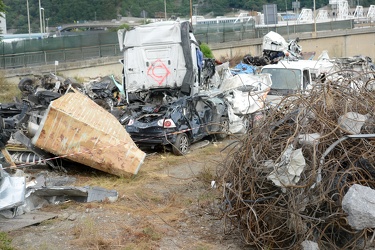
[183,97,206,142]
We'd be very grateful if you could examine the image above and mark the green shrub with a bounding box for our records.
[199,43,214,59]
[0,232,14,250]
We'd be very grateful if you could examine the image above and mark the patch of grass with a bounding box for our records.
[142,226,161,241]
[0,73,22,103]
[72,217,112,248]
[73,76,85,83]
[196,166,215,183]
[0,231,14,250]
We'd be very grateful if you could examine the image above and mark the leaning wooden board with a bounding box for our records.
[31,91,146,176]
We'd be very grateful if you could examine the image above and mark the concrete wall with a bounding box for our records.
[210,27,375,61]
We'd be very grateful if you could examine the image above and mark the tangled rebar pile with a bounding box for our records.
[219,69,375,249]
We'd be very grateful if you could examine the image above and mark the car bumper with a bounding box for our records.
[126,127,178,147]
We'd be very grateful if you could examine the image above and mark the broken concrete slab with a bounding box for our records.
[342,184,375,230]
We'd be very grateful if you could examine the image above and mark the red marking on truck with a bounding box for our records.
[147,59,170,85]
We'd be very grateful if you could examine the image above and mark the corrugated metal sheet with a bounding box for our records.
[31,91,145,176]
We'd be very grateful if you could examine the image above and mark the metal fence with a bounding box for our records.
[0,19,356,69]
[194,19,354,44]
[0,32,121,69]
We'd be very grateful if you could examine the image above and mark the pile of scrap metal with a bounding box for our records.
[241,31,303,67]
[18,73,126,111]
[0,74,145,224]
[218,64,375,249]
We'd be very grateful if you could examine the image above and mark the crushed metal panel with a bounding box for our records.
[0,211,57,232]
[31,92,146,176]
[0,174,26,211]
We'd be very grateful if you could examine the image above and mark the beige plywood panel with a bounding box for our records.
[32,92,145,176]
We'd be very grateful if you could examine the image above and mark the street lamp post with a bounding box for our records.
[164,0,167,21]
[189,0,192,23]
[41,8,46,34]
[46,18,49,33]
[313,0,317,36]
[26,0,31,39]
[39,0,43,37]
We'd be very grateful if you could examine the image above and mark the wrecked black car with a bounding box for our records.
[125,94,229,155]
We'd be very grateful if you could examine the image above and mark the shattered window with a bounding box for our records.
[262,68,301,91]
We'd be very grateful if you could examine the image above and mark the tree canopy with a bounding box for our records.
[3,0,374,33]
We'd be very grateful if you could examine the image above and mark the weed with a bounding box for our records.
[0,232,14,250]
[142,226,161,241]
[73,76,85,83]
[0,73,22,103]
[196,166,215,183]
[72,217,112,248]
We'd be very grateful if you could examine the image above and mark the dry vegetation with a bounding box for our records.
[0,73,22,103]
[8,140,247,250]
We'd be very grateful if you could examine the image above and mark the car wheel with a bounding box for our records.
[172,133,190,156]
[18,78,34,93]
[216,117,229,140]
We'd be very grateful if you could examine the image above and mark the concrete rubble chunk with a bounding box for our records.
[301,240,319,250]
[342,184,375,230]
[338,112,367,134]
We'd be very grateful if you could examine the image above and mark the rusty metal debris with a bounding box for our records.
[219,66,375,249]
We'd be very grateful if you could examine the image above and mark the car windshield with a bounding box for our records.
[262,68,301,91]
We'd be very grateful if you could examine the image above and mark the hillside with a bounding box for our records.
[3,0,374,34]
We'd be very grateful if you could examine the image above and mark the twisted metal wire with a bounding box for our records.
[219,70,375,249]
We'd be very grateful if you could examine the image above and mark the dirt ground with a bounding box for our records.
[6,139,251,250]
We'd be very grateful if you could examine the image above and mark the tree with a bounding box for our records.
[0,0,5,17]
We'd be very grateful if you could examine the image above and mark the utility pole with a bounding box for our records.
[164,0,167,21]
[26,0,31,39]
[39,0,43,38]
[189,0,193,23]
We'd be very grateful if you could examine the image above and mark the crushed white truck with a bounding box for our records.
[117,21,203,102]
[261,58,334,106]
[117,21,272,136]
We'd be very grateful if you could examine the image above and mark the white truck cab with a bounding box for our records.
[118,21,202,102]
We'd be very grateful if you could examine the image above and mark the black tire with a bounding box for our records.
[172,133,190,156]
[18,78,34,93]
[93,99,111,111]
[216,117,229,140]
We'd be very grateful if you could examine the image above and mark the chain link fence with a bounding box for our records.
[193,19,354,44]
[0,19,355,69]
